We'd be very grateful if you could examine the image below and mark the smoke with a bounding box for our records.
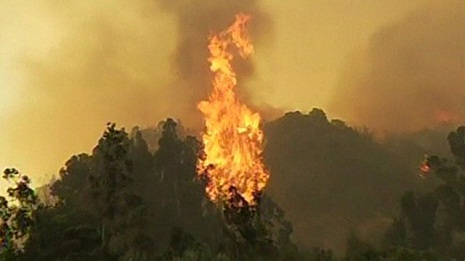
[329,0,465,133]
[0,0,274,182]
[155,0,274,127]
[0,1,174,182]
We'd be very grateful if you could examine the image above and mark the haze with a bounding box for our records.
[1,0,461,186]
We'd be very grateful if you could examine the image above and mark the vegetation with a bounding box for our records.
[263,109,420,251]
[1,110,465,260]
[0,169,38,260]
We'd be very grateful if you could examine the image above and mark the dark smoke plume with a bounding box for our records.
[155,0,274,127]
[330,0,465,133]
[1,1,273,179]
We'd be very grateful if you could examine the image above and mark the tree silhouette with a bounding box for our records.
[384,126,465,259]
[0,168,38,259]
[89,123,152,259]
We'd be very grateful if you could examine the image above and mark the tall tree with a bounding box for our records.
[384,126,465,259]
[152,118,222,249]
[90,123,152,260]
[0,168,38,259]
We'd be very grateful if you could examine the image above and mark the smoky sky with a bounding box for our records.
[4,0,460,187]
[155,0,274,127]
[0,0,273,181]
[329,0,465,133]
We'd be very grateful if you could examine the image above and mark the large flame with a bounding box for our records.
[197,13,269,205]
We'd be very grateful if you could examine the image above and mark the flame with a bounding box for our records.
[197,13,269,205]
[434,109,460,124]
[419,162,430,177]
[419,154,431,179]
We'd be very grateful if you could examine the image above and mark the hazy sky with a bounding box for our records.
[0,0,445,185]
[329,0,465,132]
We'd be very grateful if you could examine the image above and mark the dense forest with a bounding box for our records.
[1,109,465,260]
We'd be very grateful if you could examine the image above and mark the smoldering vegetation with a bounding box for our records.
[329,0,465,133]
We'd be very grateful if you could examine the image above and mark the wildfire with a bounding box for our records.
[419,154,431,179]
[197,13,269,205]
[434,109,459,124]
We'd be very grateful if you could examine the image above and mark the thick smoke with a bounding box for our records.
[1,1,177,180]
[155,0,274,127]
[0,1,273,181]
[329,0,465,133]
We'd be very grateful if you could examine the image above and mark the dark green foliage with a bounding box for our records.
[447,126,465,168]
[384,218,407,247]
[159,227,213,260]
[404,191,438,249]
[345,233,381,261]
[304,247,334,261]
[151,118,220,250]
[13,112,465,260]
[17,112,448,260]
[383,125,465,259]
[381,247,437,260]
[12,118,298,260]
[51,154,92,207]
[19,123,155,260]
[264,109,415,251]
[345,233,437,260]
[258,196,296,255]
[9,108,465,261]
[0,168,38,257]
[220,194,277,260]
[90,123,153,259]
[21,207,101,261]
[19,152,102,260]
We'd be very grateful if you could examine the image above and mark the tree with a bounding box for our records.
[0,168,38,259]
[51,153,92,207]
[90,123,152,259]
[383,126,465,259]
[151,118,223,250]
[9,117,304,260]
[264,109,416,252]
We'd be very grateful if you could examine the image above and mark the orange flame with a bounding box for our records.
[434,109,460,124]
[419,154,431,179]
[197,13,269,205]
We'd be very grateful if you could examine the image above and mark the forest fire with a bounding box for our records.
[419,161,431,178]
[197,14,269,206]
[434,109,460,124]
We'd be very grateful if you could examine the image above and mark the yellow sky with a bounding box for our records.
[0,0,428,187]
[253,0,427,109]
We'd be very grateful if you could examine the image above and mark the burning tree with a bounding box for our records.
[197,13,269,206]
[195,13,291,260]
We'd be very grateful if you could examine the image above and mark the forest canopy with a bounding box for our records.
[0,109,463,260]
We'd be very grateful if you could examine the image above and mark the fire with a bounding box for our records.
[434,109,459,124]
[197,13,269,205]
[419,154,431,179]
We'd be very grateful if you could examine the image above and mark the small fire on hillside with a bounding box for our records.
[419,154,431,179]
[435,109,460,125]
[197,14,269,206]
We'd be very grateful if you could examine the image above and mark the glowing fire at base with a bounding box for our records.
[419,154,431,179]
[197,13,269,205]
